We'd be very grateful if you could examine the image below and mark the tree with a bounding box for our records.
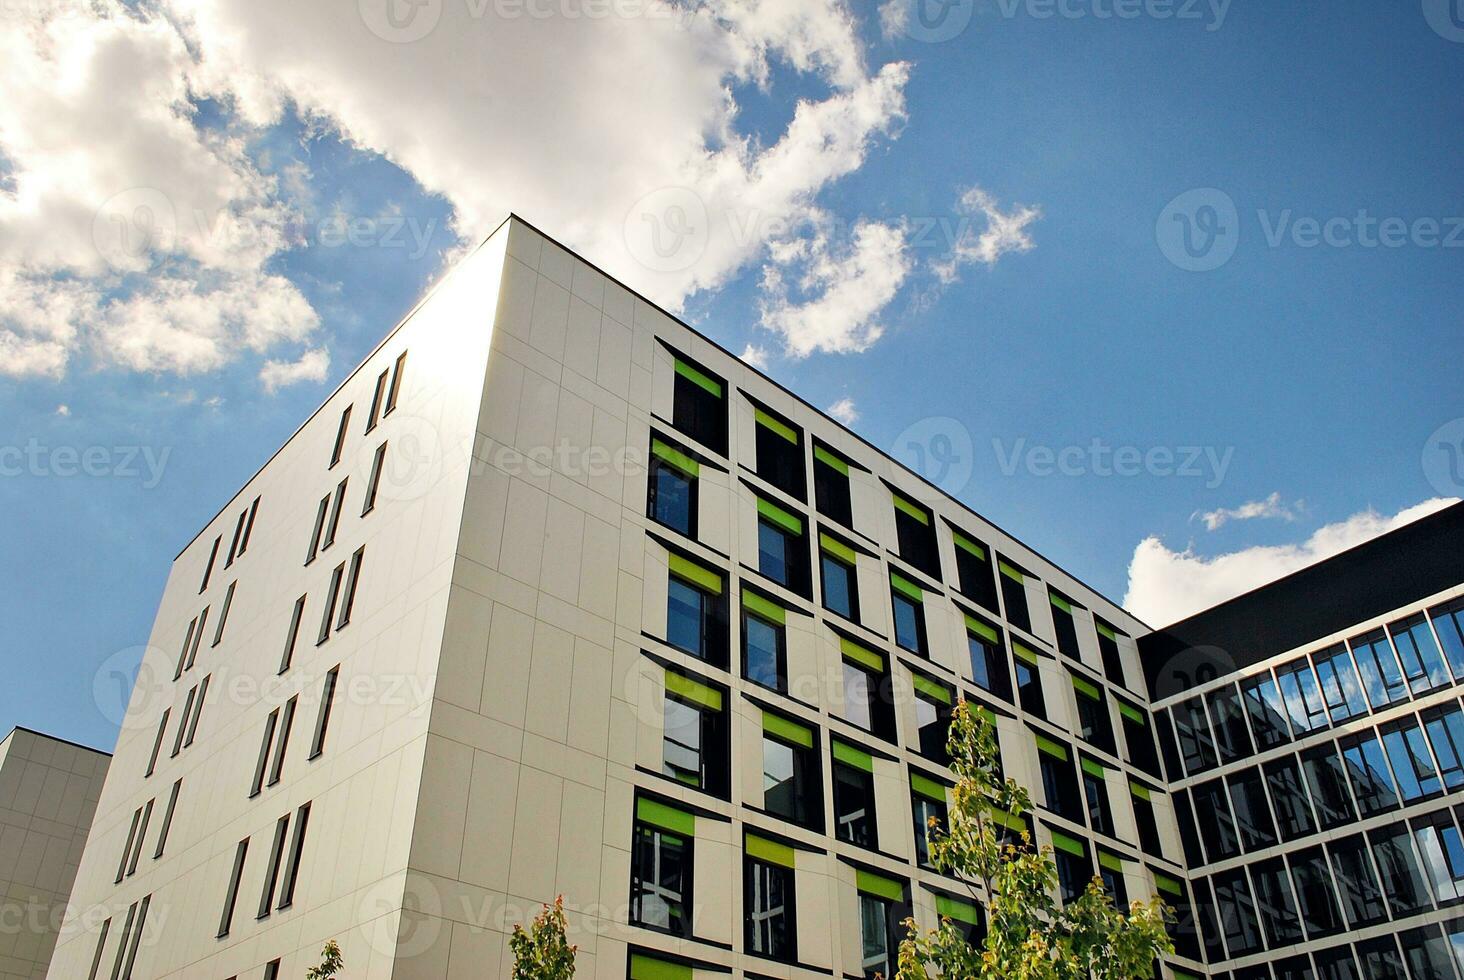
[895,701,1173,980]
[510,895,577,980]
[306,940,343,979]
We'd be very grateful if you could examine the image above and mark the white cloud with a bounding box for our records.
[740,344,771,369]
[260,347,329,393]
[759,218,911,356]
[827,397,859,424]
[1193,491,1303,531]
[932,186,1041,284]
[1124,497,1459,626]
[55,404,69,417]
[877,0,910,38]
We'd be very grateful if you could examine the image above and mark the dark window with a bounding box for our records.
[812,443,853,528]
[86,917,109,980]
[742,601,787,693]
[250,709,279,798]
[838,642,894,739]
[257,814,289,919]
[362,442,387,515]
[913,681,953,764]
[1289,847,1343,939]
[745,854,795,962]
[892,493,939,579]
[953,532,999,613]
[967,617,1012,702]
[763,716,822,831]
[1051,833,1092,905]
[280,595,305,674]
[1050,592,1081,659]
[1400,926,1456,980]
[110,903,136,980]
[1391,614,1451,695]
[1423,703,1464,791]
[318,561,344,644]
[1098,853,1128,906]
[1242,672,1292,749]
[184,606,207,674]
[337,546,364,630]
[662,671,729,799]
[1369,822,1433,918]
[183,674,209,746]
[1276,956,1316,980]
[1265,755,1317,842]
[218,838,249,937]
[630,817,691,937]
[1013,646,1045,717]
[1381,716,1442,802]
[1277,658,1329,735]
[1173,696,1218,775]
[997,558,1031,634]
[819,536,859,621]
[911,781,948,867]
[757,501,808,594]
[1429,597,1464,679]
[1251,857,1303,946]
[754,407,805,500]
[1356,936,1407,980]
[1410,810,1464,907]
[1208,683,1255,762]
[665,557,726,667]
[276,802,311,910]
[330,405,351,468]
[1301,743,1357,830]
[1162,875,1203,961]
[891,576,927,655]
[1095,619,1127,686]
[1037,738,1082,822]
[1227,767,1278,852]
[306,494,329,565]
[322,478,347,550]
[125,800,152,877]
[832,744,877,849]
[173,618,196,680]
[1154,709,1183,779]
[670,354,726,454]
[118,894,149,980]
[1315,946,1362,980]
[858,885,906,978]
[1213,868,1263,957]
[200,535,220,593]
[367,368,389,430]
[264,961,281,980]
[1312,644,1369,724]
[226,508,246,567]
[648,442,697,537]
[1172,788,1206,869]
[1080,760,1114,837]
[1193,777,1241,860]
[153,779,180,859]
[1131,785,1163,857]
[267,696,297,787]
[239,496,260,555]
[171,687,196,757]
[1119,702,1160,777]
[1341,732,1401,817]
[1073,677,1115,753]
[1328,833,1388,927]
[1350,629,1409,709]
[308,666,340,760]
[145,709,168,777]
[385,351,406,414]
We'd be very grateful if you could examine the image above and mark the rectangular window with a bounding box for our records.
[1429,597,1464,680]
[890,572,927,656]
[742,591,787,693]
[280,595,305,673]
[892,492,940,580]
[967,615,1012,702]
[1316,947,1363,980]
[997,558,1031,634]
[1094,618,1127,686]
[250,709,278,798]
[832,741,878,849]
[952,530,998,613]
[361,441,386,516]
[337,546,364,630]
[184,606,208,673]
[665,553,725,665]
[912,675,953,764]
[330,405,351,468]
[119,894,149,980]
[110,902,137,980]
[630,799,693,937]
[745,840,796,962]
[1080,757,1114,837]
[173,618,196,681]
[1171,788,1206,868]
[1356,936,1407,980]
[812,443,853,528]
[153,779,180,859]
[1266,755,1317,842]
[934,893,983,945]
[1130,782,1163,857]
[276,801,311,910]
[200,535,220,593]
[226,508,246,567]
[647,439,698,537]
[762,711,821,831]
[86,917,109,980]
[756,498,807,593]
[145,709,168,777]
[125,799,152,876]
[1328,833,1388,928]
[1301,742,1357,830]
[1391,614,1451,694]
[218,838,249,937]
[1173,696,1218,775]
[309,666,341,760]
[257,813,290,919]
[1412,809,1464,905]
[1251,856,1303,946]
[264,961,281,980]
[171,686,196,758]
[1050,830,1091,905]
[670,353,726,454]
[323,478,347,550]
[1156,874,1202,962]
[857,873,906,978]
[385,351,406,415]
[1098,851,1128,906]
[1312,643,1369,724]
[911,774,948,867]
[306,493,329,565]
[1289,845,1343,938]
[1036,735,1082,822]
[1193,777,1241,860]
[1350,629,1409,709]
[183,674,209,746]
[1242,672,1292,749]
[367,368,389,430]
[1226,766,1278,852]
[818,533,859,621]
[1277,658,1329,735]
[1213,867,1263,957]
[1424,703,1464,791]
[1341,732,1401,817]
[754,405,805,500]
[838,637,891,737]
[1072,674,1115,753]
[318,561,344,644]
[211,582,235,647]
[1370,821,1432,918]
[1381,716,1442,802]
[1118,700,1160,776]
[268,696,297,787]
[1049,591,1082,659]
[239,496,260,556]
[661,669,728,798]
[1208,683,1255,763]
[1400,926,1456,980]
[1014,643,1045,718]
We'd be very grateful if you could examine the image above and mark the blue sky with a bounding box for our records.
[1,0,1460,751]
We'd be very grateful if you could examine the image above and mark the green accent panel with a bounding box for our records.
[1035,735,1069,761]
[651,439,700,478]
[937,895,981,925]
[1153,872,1183,896]
[910,773,947,802]
[1050,593,1073,614]
[636,798,695,836]
[976,705,997,725]
[746,834,796,868]
[757,497,803,535]
[819,533,857,565]
[1071,675,1102,701]
[667,554,722,595]
[674,358,722,397]
[754,408,799,445]
[1048,830,1085,857]
[998,561,1023,583]
[1117,702,1146,725]
[856,870,905,902]
[890,572,923,602]
[1096,621,1119,641]
[1172,970,1201,980]
[1081,758,1107,779]
[1099,851,1124,872]
[763,711,813,748]
[813,445,849,475]
[965,616,998,644]
[910,673,952,705]
[742,590,786,626]
[664,671,722,711]
[952,531,986,559]
[1129,781,1152,802]
[1012,642,1039,665]
[832,740,874,773]
[630,954,693,980]
[840,637,885,673]
[891,493,930,525]
[989,808,1027,832]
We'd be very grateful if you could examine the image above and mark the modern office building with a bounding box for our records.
[0,727,110,980]
[45,215,1463,980]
